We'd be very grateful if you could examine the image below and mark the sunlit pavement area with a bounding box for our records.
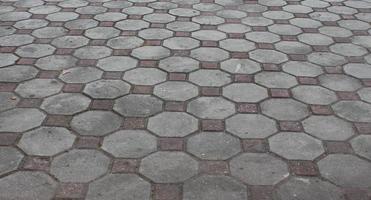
[1,0,371,199]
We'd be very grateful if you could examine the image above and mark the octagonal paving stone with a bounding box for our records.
[220,39,255,52]
[131,46,170,60]
[18,127,76,156]
[249,49,288,64]
[154,81,198,101]
[107,36,144,49]
[319,74,362,92]
[35,55,77,70]
[292,85,337,105]
[139,151,198,183]
[274,177,345,200]
[358,88,371,103]
[221,58,261,74]
[269,132,325,160]
[255,72,297,88]
[73,46,112,59]
[159,56,199,73]
[261,99,309,121]
[0,53,18,68]
[282,61,323,77]
[51,149,110,182]
[188,97,236,119]
[123,68,167,85]
[223,83,268,103]
[102,130,157,158]
[230,153,289,185]
[97,56,138,72]
[59,67,103,84]
[351,135,371,160]
[226,114,277,139]
[148,112,198,137]
[15,78,63,98]
[0,92,19,112]
[114,94,163,117]
[52,35,89,48]
[183,175,247,200]
[0,34,34,46]
[190,47,229,62]
[332,101,371,122]
[189,69,231,87]
[115,19,149,31]
[0,147,23,176]
[0,108,45,132]
[303,115,355,141]
[86,174,151,200]
[163,37,200,50]
[41,93,91,115]
[344,63,371,79]
[318,154,371,188]
[71,110,122,136]
[139,28,173,40]
[15,44,55,58]
[83,80,131,99]
[0,171,57,200]
[187,132,241,160]
[84,27,120,39]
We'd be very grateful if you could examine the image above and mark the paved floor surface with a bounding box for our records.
[1,0,371,199]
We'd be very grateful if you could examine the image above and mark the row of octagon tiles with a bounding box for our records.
[0,167,365,200]
[2,72,371,103]
[1,37,370,63]
[1,138,371,185]
[2,124,371,161]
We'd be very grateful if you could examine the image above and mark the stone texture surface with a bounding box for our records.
[1,1,371,199]
[51,149,110,182]
[230,153,289,185]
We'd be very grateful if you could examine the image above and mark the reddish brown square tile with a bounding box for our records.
[158,138,184,151]
[75,137,101,149]
[154,184,182,200]
[200,161,229,175]
[242,139,268,153]
[289,161,319,176]
[201,119,224,131]
[112,159,139,173]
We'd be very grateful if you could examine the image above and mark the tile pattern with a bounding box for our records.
[0,0,371,199]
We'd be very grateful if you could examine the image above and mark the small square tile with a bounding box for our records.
[237,103,258,113]
[44,115,72,126]
[132,85,153,94]
[164,102,185,112]
[56,183,87,199]
[354,123,371,134]
[75,137,101,149]
[22,157,50,171]
[310,105,333,115]
[201,87,220,96]
[270,89,290,98]
[169,73,187,81]
[123,117,146,129]
[279,121,303,132]
[242,139,268,153]
[158,138,184,151]
[200,161,229,175]
[234,74,253,83]
[250,186,274,200]
[103,72,123,80]
[112,159,139,173]
[0,83,17,92]
[17,98,42,108]
[154,184,182,200]
[325,141,353,154]
[91,100,114,110]
[289,161,319,176]
[63,83,84,93]
[38,71,59,78]
[0,133,19,145]
[201,119,224,131]
[298,77,318,85]
[337,91,359,100]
